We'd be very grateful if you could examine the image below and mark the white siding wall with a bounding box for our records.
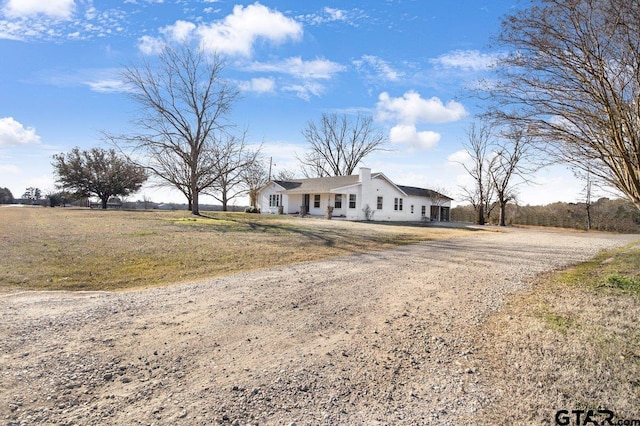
[258,176,451,221]
[330,193,347,217]
[283,193,301,214]
[257,182,284,214]
[307,193,327,216]
[360,178,412,221]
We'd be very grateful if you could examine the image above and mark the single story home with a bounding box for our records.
[256,168,452,221]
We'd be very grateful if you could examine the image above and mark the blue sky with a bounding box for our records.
[0,0,587,206]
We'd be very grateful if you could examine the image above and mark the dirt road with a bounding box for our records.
[1,227,636,425]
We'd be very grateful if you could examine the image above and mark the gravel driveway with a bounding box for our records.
[1,227,637,425]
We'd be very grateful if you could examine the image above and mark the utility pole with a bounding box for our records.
[268,157,274,181]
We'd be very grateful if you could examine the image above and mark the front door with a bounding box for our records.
[430,205,440,221]
[303,194,310,209]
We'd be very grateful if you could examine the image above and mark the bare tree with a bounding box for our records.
[458,121,495,225]
[576,165,596,231]
[298,113,387,177]
[22,187,42,205]
[488,127,536,226]
[490,0,640,211]
[108,44,240,215]
[204,134,259,211]
[240,155,298,208]
[583,170,593,231]
[273,169,297,181]
[241,158,269,208]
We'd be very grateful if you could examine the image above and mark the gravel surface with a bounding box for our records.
[1,227,637,425]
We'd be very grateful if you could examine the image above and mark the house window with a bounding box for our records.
[377,196,383,210]
[349,194,356,209]
[269,194,280,207]
[314,194,320,208]
[394,197,403,211]
[411,205,414,214]
[421,205,426,217]
[334,194,342,209]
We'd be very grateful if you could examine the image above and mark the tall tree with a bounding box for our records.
[22,187,42,204]
[298,113,387,177]
[111,44,240,215]
[490,0,640,211]
[0,187,14,204]
[241,158,269,208]
[52,147,147,209]
[488,127,535,226]
[204,134,259,211]
[458,121,495,225]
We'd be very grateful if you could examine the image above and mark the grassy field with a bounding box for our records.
[476,242,640,423]
[0,206,470,291]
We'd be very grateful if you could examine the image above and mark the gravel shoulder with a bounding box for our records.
[1,227,637,425]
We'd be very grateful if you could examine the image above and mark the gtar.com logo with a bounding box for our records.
[555,409,640,426]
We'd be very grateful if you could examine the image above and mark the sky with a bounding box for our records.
[0,0,592,207]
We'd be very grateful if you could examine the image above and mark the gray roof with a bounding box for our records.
[274,175,363,194]
[398,185,453,201]
[273,180,302,190]
[270,173,451,200]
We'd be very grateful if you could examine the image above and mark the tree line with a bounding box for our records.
[452,198,640,233]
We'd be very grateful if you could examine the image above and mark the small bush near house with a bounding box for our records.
[244,206,260,213]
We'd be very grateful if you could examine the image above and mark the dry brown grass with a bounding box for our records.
[0,206,470,292]
[472,243,640,424]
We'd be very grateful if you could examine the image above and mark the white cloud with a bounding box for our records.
[83,78,132,93]
[285,57,345,79]
[389,124,440,150]
[305,7,347,24]
[283,81,325,101]
[376,91,467,124]
[3,0,75,19]
[247,57,345,79]
[242,57,345,100]
[376,91,466,152]
[137,22,194,55]
[196,3,303,57]
[0,164,20,174]
[0,21,22,40]
[353,55,403,82]
[238,77,276,94]
[1,2,129,41]
[160,20,196,43]
[431,49,500,72]
[301,7,364,26]
[447,149,472,165]
[0,117,41,146]
[324,7,346,21]
[137,35,165,55]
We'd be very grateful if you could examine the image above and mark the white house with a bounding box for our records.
[256,168,452,222]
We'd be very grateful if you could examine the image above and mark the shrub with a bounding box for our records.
[244,206,260,214]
